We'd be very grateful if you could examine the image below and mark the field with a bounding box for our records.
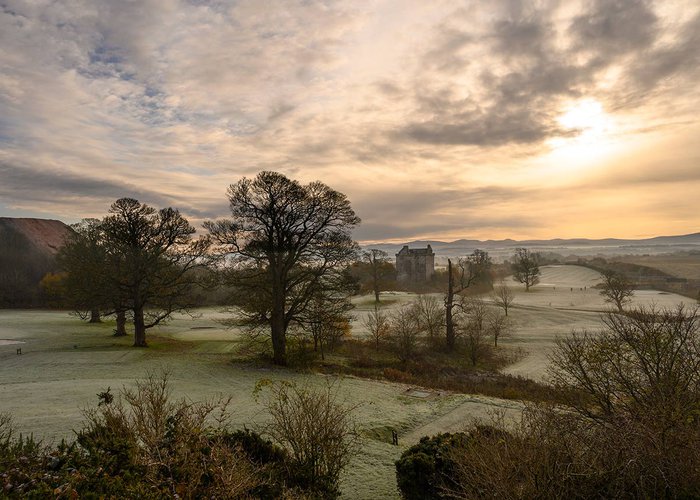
[617,253,700,280]
[1,265,696,498]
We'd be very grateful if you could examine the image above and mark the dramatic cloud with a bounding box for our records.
[0,0,699,241]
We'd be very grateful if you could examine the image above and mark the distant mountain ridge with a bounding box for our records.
[364,232,700,260]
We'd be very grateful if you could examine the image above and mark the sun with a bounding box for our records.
[557,99,609,134]
[544,98,621,171]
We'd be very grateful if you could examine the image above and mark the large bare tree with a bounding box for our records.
[206,172,360,365]
[362,303,390,350]
[492,279,514,317]
[56,218,133,334]
[511,247,540,291]
[102,198,210,347]
[445,249,492,351]
[56,219,110,324]
[599,269,634,312]
[363,248,392,303]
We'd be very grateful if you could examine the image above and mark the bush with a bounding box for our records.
[256,379,359,499]
[395,432,466,500]
[1,375,356,499]
[223,429,290,499]
[395,428,505,500]
[1,374,262,498]
[441,305,700,499]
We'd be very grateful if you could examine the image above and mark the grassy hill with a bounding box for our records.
[0,218,72,307]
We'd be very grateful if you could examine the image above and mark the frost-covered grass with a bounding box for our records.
[0,308,519,499]
[0,265,694,498]
[500,265,697,380]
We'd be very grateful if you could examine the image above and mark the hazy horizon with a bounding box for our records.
[1,1,699,242]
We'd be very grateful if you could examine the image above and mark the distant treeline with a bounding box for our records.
[574,257,700,300]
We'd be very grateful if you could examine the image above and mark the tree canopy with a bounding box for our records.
[101,198,210,346]
[599,269,634,312]
[206,171,360,365]
[511,247,540,291]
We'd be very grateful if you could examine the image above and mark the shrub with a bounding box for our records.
[395,428,504,500]
[442,305,700,499]
[1,374,262,498]
[223,429,290,499]
[256,379,359,499]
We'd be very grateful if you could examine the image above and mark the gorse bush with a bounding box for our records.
[395,431,471,500]
[1,373,261,498]
[1,373,347,499]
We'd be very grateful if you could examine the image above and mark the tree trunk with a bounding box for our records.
[114,310,127,336]
[373,263,380,303]
[89,308,101,323]
[271,299,287,365]
[133,306,147,347]
[445,259,455,351]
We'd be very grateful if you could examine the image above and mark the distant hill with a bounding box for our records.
[364,233,700,262]
[0,218,73,307]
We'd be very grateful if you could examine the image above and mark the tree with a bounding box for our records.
[492,279,514,316]
[599,269,634,312]
[461,297,489,366]
[487,309,513,348]
[55,219,131,334]
[102,198,210,347]
[362,303,390,350]
[445,249,492,351]
[390,304,424,364]
[363,249,393,303]
[56,219,109,323]
[415,294,443,347]
[206,172,360,365]
[511,247,540,291]
[551,305,700,421]
[296,280,354,360]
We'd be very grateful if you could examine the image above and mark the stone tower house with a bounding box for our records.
[396,245,435,283]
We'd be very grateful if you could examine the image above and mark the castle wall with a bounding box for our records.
[396,245,435,283]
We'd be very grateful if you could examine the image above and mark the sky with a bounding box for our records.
[1,0,699,243]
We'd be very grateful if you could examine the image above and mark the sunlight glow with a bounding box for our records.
[557,99,609,133]
[544,98,620,171]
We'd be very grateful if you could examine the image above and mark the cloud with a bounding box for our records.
[351,185,543,241]
[0,0,699,240]
[570,0,659,56]
[394,1,700,149]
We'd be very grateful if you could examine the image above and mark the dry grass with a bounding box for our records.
[313,338,564,404]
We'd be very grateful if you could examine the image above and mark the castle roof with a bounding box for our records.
[396,244,434,256]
